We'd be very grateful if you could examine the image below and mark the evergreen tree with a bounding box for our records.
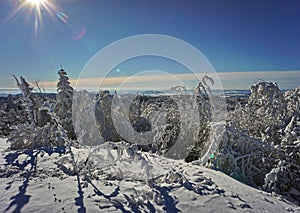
[54,67,76,139]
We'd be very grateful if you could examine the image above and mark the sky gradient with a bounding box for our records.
[0,0,299,90]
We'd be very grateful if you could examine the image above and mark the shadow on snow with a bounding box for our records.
[3,146,66,212]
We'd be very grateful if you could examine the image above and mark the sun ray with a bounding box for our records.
[27,0,44,7]
[5,1,29,24]
[5,0,58,35]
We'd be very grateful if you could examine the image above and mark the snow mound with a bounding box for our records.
[0,138,299,212]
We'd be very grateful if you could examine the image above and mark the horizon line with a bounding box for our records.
[0,70,299,91]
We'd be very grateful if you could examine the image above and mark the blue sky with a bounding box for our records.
[0,0,299,90]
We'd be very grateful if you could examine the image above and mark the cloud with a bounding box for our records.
[217,70,300,80]
[216,70,300,89]
[0,77,16,89]
[38,70,300,91]
[0,77,14,80]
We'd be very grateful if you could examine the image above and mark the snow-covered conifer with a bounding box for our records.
[54,67,76,139]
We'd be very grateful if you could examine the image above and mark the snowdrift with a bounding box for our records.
[0,138,299,212]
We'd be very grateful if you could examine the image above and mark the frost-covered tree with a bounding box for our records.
[9,99,67,150]
[263,87,300,205]
[8,75,66,150]
[0,95,27,136]
[285,86,300,117]
[194,75,214,122]
[225,81,300,205]
[207,122,276,187]
[72,90,103,146]
[230,82,286,142]
[54,68,76,139]
[13,75,39,125]
[185,75,214,162]
[95,90,121,142]
[13,75,33,97]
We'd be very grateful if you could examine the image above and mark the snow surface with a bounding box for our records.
[0,138,299,213]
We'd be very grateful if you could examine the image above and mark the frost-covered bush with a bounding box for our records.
[211,122,276,187]
[8,98,67,150]
[0,95,27,136]
[90,75,218,160]
[110,92,205,159]
[227,81,300,205]
[263,114,300,205]
[8,75,67,150]
[72,90,104,146]
[284,86,300,116]
[9,121,66,150]
[79,142,153,182]
[184,76,217,162]
[230,82,286,141]
[262,86,300,205]
[264,159,300,205]
[93,91,181,152]
[194,75,213,122]
[95,90,121,142]
[128,95,181,153]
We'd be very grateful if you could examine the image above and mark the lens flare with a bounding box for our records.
[6,0,87,44]
[56,11,86,40]
[72,25,86,40]
[27,0,45,7]
[56,11,68,24]
[5,0,58,34]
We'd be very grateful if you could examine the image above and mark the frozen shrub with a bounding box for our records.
[8,97,67,150]
[284,86,300,116]
[72,90,104,146]
[264,159,300,206]
[9,121,66,150]
[95,90,121,142]
[0,95,27,136]
[263,114,300,205]
[8,75,67,150]
[230,82,286,141]
[227,81,300,205]
[213,122,276,187]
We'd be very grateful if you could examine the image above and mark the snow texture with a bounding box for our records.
[0,138,299,212]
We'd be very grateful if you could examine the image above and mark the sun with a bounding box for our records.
[24,0,50,33]
[5,0,58,35]
[27,0,46,7]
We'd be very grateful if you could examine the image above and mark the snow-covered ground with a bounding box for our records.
[0,138,299,213]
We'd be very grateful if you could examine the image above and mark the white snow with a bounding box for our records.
[0,138,299,212]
